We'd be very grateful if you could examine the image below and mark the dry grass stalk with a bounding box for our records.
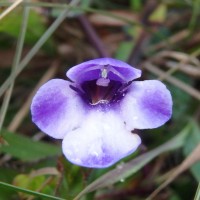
[0,0,23,20]
[8,60,59,132]
[143,62,200,100]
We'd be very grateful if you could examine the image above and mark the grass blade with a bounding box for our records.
[0,129,61,161]
[194,183,200,200]
[0,181,66,200]
[74,124,191,200]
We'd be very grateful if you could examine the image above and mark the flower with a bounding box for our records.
[31,58,172,168]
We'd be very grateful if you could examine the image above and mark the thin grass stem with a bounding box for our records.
[0,1,30,132]
[0,1,142,27]
[144,62,200,100]
[0,0,23,20]
[194,182,200,200]
[0,0,80,98]
[0,181,66,200]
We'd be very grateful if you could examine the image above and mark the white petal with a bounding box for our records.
[62,110,141,168]
[120,80,172,130]
[31,79,86,139]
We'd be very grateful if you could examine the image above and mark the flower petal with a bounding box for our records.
[67,58,141,83]
[31,79,85,139]
[62,111,141,168]
[121,80,172,130]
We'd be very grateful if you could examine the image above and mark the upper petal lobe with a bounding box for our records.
[31,79,85,139]
[67,58,141,83]
[120,80,172,130]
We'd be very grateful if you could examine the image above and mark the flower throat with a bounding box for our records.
[81,67,129,105]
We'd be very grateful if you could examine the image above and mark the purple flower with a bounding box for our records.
[31,58,172,168]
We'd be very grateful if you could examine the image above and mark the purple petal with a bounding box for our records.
[62,111,141,168]
[120,80,172,130]
[67,58,141,83]
[31,79,86,139]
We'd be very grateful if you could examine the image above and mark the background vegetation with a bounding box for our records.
[0,0,200,199]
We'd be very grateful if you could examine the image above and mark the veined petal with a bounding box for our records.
[31,79,85,139]
[121,80,172,130]
[62,111,141,168]
[67,58,141,83]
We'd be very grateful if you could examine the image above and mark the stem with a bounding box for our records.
[78,15,109,57]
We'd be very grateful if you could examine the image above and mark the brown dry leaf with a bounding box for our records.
[0,136,9,146]
[88,10,139,27]
[30,167,60,178]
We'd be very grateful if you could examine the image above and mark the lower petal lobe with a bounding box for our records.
[62,111,141,168]
[31,79,85,139]
[121,80,172,130]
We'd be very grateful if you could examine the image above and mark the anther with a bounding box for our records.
[96,68,110,87]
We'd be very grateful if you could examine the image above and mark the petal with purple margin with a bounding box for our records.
[62,110,141,168]
[31,79,86,139]
[121,80,172,130]
[67,58,141,84]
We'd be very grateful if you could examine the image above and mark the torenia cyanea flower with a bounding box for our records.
[31,58,172,168]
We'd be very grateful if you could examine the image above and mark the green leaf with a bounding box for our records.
[115,41,134,61]
[0,8,52,48]
[13,173,57,199]
[149,4,167,23]
[0,9,40,41]
[130,0,142,11]
[115,26,141,61]
[74,124,190,200]
[183,121,200,181]
[0,129,61,161]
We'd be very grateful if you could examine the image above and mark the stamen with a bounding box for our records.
[96,67,110,87]
[101,68,108,78]
[76,64,126,84]
[78,64,129,105]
